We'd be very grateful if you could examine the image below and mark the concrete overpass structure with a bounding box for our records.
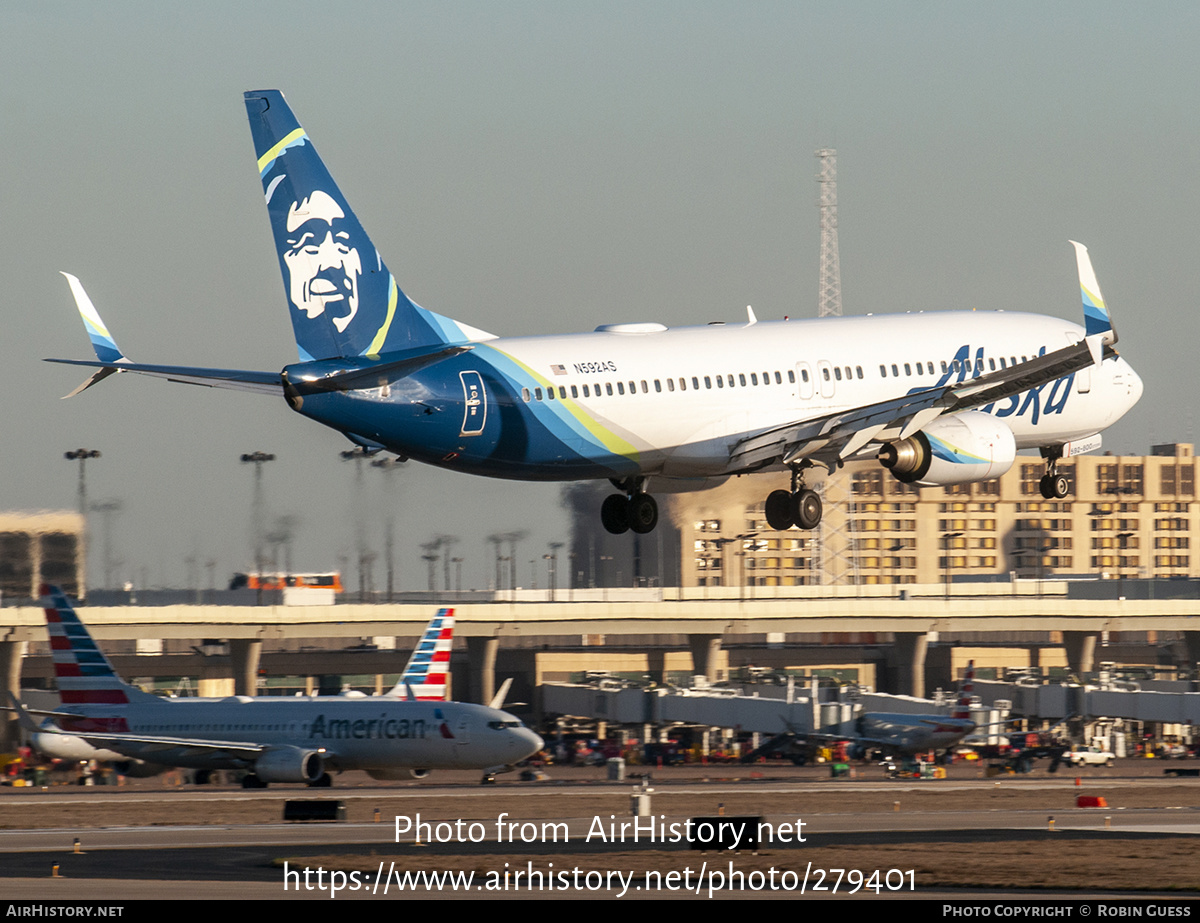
[4,582,1199,727]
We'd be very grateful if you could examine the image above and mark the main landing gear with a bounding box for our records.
[764,468,823,531]
[600,478,658,535]
[1039,447,1070,500]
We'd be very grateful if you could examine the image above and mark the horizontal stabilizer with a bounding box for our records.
[51,274,284,396]
[46,358,283,395]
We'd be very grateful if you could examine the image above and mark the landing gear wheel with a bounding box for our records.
[1039,474,1070,499]
[793,489,822,530]
[765,489,794,530]
[628,493,658,534]
[600,494,630,534]
[241,773,268,789]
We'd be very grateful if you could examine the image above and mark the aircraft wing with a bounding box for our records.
[53,727,269,763]
[730,241,1116,471]
[7,693,269,762]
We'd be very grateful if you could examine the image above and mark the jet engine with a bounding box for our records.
[878,412,1016,486]
[253,746,325,783]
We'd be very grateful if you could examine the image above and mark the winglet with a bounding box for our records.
[6,692,46,735]
[488,677,513,710]
[59,273,128,398]
[61,274,127,363]
[1069,241,1116,347]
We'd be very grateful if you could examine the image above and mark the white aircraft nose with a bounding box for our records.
[518,728,544,758]
[1125,360,1144,409]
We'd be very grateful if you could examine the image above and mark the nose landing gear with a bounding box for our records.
[1039,447,1071,499]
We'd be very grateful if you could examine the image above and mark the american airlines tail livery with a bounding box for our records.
[15,586,542,786]
[51,91,1141,534]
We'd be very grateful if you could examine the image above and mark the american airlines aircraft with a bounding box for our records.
[849,661,980,757]
[50,90,1142,535]
[757,662,981,764]
[14,587,543,786]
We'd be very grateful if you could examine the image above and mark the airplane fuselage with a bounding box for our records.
[285,310,1142,483]
[856,712,977,755]
[39,696,541,774]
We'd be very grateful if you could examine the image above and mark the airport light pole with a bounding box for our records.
[64,448,101,518]
[240,451,275,602]
[437,535,458,597]
[90,498,123,590]
[371,455,405,600]
[420,540,440,593]
[942,532,964,597]
[1117,531,1134,597]
[546,542,563,601]
[65,448,100,595]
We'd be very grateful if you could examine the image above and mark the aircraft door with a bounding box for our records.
[796,362,814,400]
[459,371,487,436]
[816,361,836,399]
[456,713,471,745]
[1066,333,1091,394]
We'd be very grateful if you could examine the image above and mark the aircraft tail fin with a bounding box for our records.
[40,584,157,708]
[243,90,495,363]
[386,608,455,700]
[952,660,976,720]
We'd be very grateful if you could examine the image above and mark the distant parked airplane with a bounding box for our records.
[14,587,541,786]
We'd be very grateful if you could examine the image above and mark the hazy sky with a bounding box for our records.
[2,2,1193,591]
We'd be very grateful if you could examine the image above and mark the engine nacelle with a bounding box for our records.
[878,411,1016,486]
[253,746,325,783]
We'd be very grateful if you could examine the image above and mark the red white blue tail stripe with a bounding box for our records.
[952,660,976,721]
[41,583,132,706]
[388,608,455,700]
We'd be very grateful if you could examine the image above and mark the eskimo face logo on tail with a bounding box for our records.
[284,190,362,333]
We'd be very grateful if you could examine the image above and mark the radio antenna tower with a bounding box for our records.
[811,148,858,586]
[816,149,842,317]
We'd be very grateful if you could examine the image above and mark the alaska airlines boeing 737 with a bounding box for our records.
[13,587,542,786]
[50,90,1142,534]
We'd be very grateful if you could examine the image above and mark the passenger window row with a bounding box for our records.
[522,369,795,403]
[879,354,1031,378]
[520,351,1035,402]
